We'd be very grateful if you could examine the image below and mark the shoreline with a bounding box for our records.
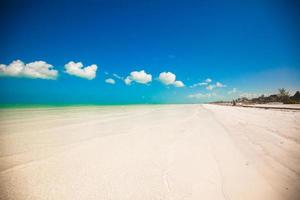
[0,103,203,109]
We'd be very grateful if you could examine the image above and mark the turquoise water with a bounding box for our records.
[0,103,173,109]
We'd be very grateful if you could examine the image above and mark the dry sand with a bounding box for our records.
[241,104,300,110]
[0,104,299,200]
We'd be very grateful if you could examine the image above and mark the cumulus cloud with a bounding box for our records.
[124,77,132,85]
[105,78,115,84]
[124,70,152,85]
[158,71,185,87]
[173,80,185,87]
[188,92,216,99]
[64,61,97,80]
[0,60,58,80]
[158,72,176,85]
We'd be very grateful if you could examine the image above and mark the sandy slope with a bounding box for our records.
[0,105,299,200]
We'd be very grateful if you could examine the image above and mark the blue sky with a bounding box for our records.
[0,0,299,104]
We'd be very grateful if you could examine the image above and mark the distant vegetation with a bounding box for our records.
[235,89,300,105]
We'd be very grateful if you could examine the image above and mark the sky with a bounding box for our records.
[0,0,300,104]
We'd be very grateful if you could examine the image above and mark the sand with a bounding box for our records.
[0,104,299,200]
[241,104,300,110]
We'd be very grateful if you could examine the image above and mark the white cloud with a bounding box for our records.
[124,70,152,85]
[0,60,58,80]
[205,78,212,83]
[158,72,176,85]
[206,85,215,90]
[216,82,226,88]
[174,80,184,87]
[188,92,216,99]
[190,78,213,88]
[64,61,97,80]
[124,77,132,85]
[105,78,115,84]
[190,82,208,88]
[228,88,237,94]
[158,71,185,88]
[205,81,226,90]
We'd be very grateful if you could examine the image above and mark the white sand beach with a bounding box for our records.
[0,104,299,200]
[240,104,300,110]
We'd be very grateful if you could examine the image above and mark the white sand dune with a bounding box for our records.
[0,104,299,200]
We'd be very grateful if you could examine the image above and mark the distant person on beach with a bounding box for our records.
[232,100,236,106]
